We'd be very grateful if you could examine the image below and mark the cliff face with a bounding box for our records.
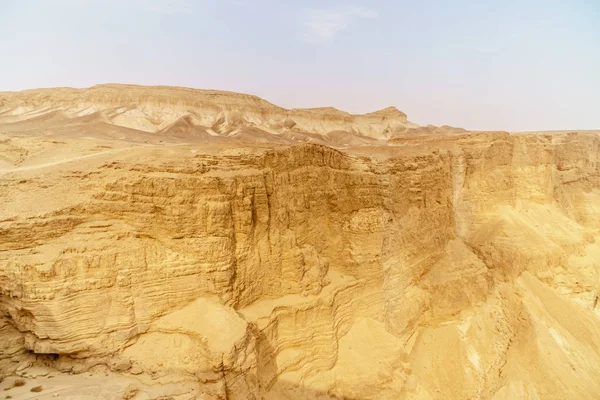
[1,86,600,399]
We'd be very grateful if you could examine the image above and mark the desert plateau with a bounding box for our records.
[0,84,599,399]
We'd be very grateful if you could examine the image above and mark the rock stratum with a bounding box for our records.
[0,84,600,399]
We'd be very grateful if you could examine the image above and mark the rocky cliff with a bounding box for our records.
[1,86,600,399]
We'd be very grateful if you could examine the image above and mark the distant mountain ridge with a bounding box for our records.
[0,84,414,140]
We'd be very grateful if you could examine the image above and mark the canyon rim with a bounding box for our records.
[1,84,600,399]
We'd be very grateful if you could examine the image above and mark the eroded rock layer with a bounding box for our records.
[1,86,600,399]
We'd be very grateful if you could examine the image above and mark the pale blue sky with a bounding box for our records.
[1,0,599,131]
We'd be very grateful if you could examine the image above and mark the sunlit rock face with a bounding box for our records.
[1,85,600,399]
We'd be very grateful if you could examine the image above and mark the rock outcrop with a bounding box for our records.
[1,86,600,399]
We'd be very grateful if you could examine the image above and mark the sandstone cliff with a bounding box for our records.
[1,86,600,399]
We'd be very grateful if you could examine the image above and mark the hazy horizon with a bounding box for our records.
[1,0,599,131]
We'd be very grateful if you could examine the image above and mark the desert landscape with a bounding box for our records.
[0,84,600,399]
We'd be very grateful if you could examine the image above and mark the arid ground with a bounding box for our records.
[1,85,600,399]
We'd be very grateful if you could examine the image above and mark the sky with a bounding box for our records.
[0,0,599,131]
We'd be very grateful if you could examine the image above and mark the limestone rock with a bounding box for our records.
[0,85,600,399]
